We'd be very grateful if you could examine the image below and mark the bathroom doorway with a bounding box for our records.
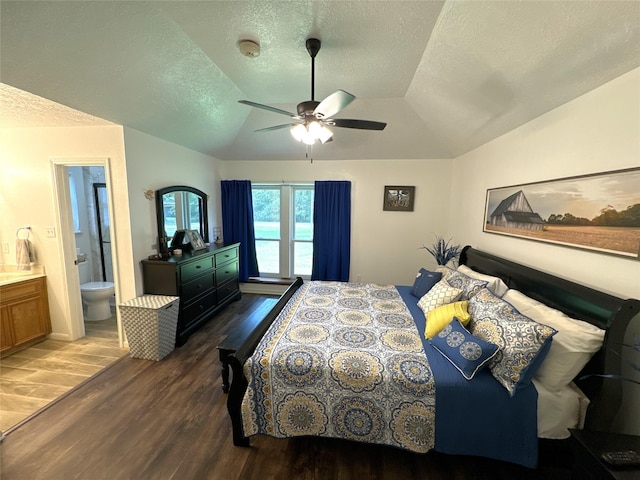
[0,159,126,435]
[51,158,123,347]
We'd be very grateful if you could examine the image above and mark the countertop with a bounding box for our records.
[0,265,46,287]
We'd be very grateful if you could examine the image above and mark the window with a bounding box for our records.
[252,184,314,278]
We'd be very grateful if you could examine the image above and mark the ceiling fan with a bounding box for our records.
[239,38,386,145]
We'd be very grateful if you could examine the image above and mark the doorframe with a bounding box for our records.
[50,158,124,347]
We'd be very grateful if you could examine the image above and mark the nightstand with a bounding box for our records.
[569,429,640,480]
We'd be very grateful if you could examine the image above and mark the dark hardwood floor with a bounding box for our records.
[0,293,573,479]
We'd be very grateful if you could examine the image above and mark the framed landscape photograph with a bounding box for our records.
[383,186,415,212]
[483,167,640,258]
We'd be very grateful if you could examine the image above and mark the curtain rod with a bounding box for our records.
[252,181,314,187]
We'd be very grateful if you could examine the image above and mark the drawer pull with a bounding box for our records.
[196,265,202,269]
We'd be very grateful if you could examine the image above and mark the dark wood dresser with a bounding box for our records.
[141,243,241,346]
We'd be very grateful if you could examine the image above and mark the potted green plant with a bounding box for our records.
[420,236,461,266]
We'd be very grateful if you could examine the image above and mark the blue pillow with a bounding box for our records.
[429,318,499,380]
[410,268,442,298]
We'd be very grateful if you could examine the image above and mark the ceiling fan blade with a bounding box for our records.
[331,119,387,130]
[313,90,355,119]
[238,100,298,118]
[254,123,297,133]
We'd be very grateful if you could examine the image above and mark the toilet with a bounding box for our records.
[78,259,115,321]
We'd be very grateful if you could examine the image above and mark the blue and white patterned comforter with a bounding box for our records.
[241,281,436,452]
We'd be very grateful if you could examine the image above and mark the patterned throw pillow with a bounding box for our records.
[457,265,509,298]
[410,268,442,298]
[418,280,462,317]
[425,301,470,339]
[435,265,454,281]
[503,289,605,391]
[445,271,488,300]
[468,288,556,396]
[429,318,500,380]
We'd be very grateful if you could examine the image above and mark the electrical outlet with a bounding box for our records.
[2,242,9,254]
[46,227,56,238]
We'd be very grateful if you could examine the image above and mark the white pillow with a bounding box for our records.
[533,379,589,439]
[502,289,605,391]
[418,280,462,316]
[457,264,509,297]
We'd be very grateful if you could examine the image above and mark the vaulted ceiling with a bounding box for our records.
[1,1,639,161]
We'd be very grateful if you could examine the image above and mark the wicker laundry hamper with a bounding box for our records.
[119,295,179,360]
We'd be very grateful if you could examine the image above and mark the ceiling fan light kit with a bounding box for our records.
[239,38,386,148]
[291,121,333,144]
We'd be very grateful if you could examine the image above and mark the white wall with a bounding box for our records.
[221,158,453,285]
[0,125,135,338]
[450,68,640,300]
[449,67,640,435]
[122,127,222,294]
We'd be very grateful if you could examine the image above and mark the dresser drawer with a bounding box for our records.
[214,247,238,267]
[181,272,215,301]
[182,290,216,327]
[216,260,238,286]
[217,279,239,304]
[180,256,214,279]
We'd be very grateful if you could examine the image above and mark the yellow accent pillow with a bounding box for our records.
[425,301,470,339]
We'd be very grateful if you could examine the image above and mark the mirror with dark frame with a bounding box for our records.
[156,185,209,253]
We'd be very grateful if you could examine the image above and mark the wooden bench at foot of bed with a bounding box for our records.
[218,297,278,393]
[226,277,304,446]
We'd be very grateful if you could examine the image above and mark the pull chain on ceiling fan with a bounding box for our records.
[239,38,386,146]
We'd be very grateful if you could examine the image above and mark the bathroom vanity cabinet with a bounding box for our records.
[141,243,241,346]
[0,276,52,357]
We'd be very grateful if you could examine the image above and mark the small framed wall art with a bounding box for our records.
[383,185,415,212]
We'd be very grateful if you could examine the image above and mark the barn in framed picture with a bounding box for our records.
[488,190,545,231]
[484,168,640,258]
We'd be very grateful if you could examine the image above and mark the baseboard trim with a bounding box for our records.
[47,333,70,341]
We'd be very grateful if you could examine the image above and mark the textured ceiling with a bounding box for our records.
[1,1,639,161]
[0,84,113,128]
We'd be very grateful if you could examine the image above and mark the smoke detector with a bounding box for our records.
[239,40,260,58]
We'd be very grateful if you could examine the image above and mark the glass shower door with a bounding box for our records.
[93,183,113,282]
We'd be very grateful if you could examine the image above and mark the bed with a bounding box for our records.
[226,246,639,467]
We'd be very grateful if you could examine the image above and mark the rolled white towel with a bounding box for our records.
[16,239,32,271]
